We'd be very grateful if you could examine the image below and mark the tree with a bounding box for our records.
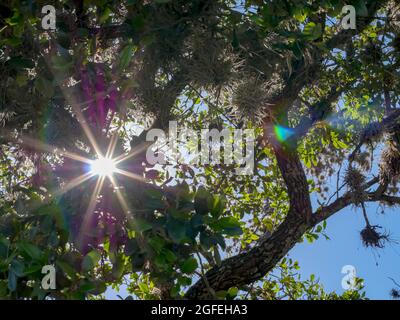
[0,0,399,300]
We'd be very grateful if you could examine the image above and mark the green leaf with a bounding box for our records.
[180,257,198,274]
[10,259,25,277]
[303,22,322,41]
[214,246,222,266]
[333,138,348,149]
[138,281,149,293]
[144,188,165,210]
[1,37,22,47]
[6,57,34,69]
[23,264,42,275]
[154,254,166,269]
[227,286,239,297]
[0,236,9,259]
[178,276,192,286]
[57,261,76,279]
[213,217,243,236]
[190,213,204,229]
[35,78,54,98]
[112,255,125,279]
[5,11,23,26]
[175,182,193,204]
[87,280,107,295]
[0,280,7,297]
[166,218,187,243]
[129,218,153,233]
[51,55,74,71]
[216,290,227,299]
[82,250,101,271]
[149,236,165,253]
[200,231,213,249]
[353,0,368,17]
[124,239,140,256]
[294,11,307,22]
[194,186,212,215]
[170,284,180,297]
[210,195,226,218]
[118,44,135,71]
[163,249,177,263]
[7,270,17,292]
[99,7,112,24]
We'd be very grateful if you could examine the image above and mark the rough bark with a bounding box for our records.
[185,213,311,299]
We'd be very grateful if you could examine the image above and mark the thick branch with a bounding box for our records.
[349,109,400,162]
[185,213,310,299]
[186,132,312,299]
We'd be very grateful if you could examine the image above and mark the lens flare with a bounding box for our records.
[90,157,117,177]
[274,125,294,142]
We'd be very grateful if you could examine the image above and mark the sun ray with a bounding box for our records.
[108,174,132,218]
[113,141,150,164]
[62,92,104,158]
[24,172,95,215]
[77,175,106,247]
[105,132,119,159]
[41,52,103,158]
[86,175,105,217]
[51,172,95,199]
[1,130,93,165]
[114,168,147,184]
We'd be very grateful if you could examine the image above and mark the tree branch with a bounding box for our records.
[312,177,379,224]
[185,0,389,300]
[186,123,313,298]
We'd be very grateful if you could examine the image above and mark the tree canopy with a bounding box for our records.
[0,0,400,300]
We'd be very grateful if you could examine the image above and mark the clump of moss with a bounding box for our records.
[231,77,269,123]
[344,166,367,205]
[360,225,389,248]
[355,151,371,171]
[390,288,400,299]
[379,139,400,186]
[230,72,283,125]
[186,32,241,89]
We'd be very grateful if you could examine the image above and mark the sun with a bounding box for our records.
[90,157,117,177]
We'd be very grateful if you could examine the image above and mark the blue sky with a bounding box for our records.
[290,202,400,299]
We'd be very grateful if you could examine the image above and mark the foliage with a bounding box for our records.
[0,0,399,300]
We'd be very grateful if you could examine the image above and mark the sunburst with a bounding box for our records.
[89,156,117,177]
[4,102,147,247]
[1,50,156,249]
